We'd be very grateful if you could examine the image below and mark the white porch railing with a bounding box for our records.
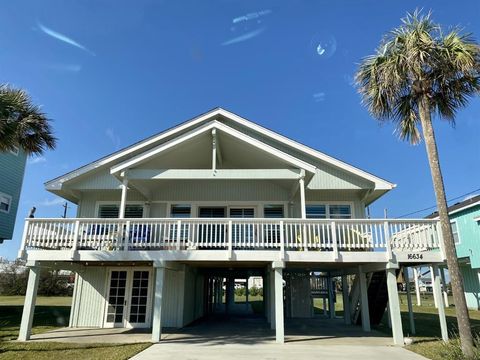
[19,218,443,256]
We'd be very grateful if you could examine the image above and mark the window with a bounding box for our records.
[264,205,284,218]
[451,221,460,244]
[306,204,352,219]
[329,204,352,219]
[306,205,327,219]
[9,146,19,156]
[0,193,12,213]
[170,205,191,218]
[98,204,144,218]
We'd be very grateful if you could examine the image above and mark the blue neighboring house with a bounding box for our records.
[0,148,27,243]
[427,195,480,310]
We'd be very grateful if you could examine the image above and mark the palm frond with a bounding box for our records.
[355,9,480,144]
[0,84,56,155]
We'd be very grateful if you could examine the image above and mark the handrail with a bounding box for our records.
[20,217,443,258]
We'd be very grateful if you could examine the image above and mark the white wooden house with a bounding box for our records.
[17,108,449,345]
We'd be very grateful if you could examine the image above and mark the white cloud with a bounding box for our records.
[222,27,266,46]
[106,128,121,150]
[37,22,95,56]
[28,156,47,165]
[39,198,65,207]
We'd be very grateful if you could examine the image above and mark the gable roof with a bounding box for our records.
[45,107,395,192]
[426,194,480,219]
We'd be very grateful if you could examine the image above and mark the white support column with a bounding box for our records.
[386,268,404,345]
[274,266,284,343]
[341,275,351,325]
[299,175,306,219]
[430,266,438,308]
[440,267,449,308]
[386,301,392,329]
[119,178,128,219]
[211,129,217,172]
[328,276,335,319]
[18,266,40,341]
[152,265,165,342]
[245,278,249,310]
[413,267,422,306]
[270,268,276,329]
[404,267,416,335]
[432,265,448,342]
[358,267,371,332]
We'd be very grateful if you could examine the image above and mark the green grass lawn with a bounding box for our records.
[0,296,150,360]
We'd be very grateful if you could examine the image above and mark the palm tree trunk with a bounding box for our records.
[419,96,474,358]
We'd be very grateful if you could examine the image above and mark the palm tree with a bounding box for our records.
[356,11,479,358]
[0,84,56,155]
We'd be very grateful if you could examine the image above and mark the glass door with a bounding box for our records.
[127,270,151,327]
[105,269,152,328]
[105,270,128,327]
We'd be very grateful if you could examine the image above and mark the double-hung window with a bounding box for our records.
[306,204,352,219]
[451,221,460,245]
[0,193,12,213]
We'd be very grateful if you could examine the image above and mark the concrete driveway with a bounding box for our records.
[132,343,427,360]
[131,316,427,360]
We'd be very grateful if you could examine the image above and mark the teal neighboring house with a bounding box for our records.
[428,195,480,310]
[0,148,27,243]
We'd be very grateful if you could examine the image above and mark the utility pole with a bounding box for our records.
[62,202,69,218]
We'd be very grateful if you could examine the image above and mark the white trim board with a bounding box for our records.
[45,108,394,192]
[110,121,317,175]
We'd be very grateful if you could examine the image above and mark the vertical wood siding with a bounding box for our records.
[70,266,107,327]
[460,265,480,310]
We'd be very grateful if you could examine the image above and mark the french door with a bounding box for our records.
[104,268,152,328]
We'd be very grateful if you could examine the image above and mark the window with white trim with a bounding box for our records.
[306,204,352,219]
[306,205,327,219]
[9,146,19,156]
[451,221,460,244]
[0,193,12,213]
[264,205,284,218]
[170,205,191,218]
[98,204,144,218]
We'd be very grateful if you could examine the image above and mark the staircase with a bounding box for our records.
[351,270,397,326]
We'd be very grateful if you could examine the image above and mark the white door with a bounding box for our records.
[105,269,152,328]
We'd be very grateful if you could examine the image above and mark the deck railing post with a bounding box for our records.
[384,221,392,261]
[18,220,30,259]
[124,220,131,252]
[70,220,80,259]
[279,221,285,260]
[436,221,446,260]
[331,221,339,260]
[176,220,182,250]
[227,220,233,259]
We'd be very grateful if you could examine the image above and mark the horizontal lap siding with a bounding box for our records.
[0,152,26,240]
[70,267,107,327]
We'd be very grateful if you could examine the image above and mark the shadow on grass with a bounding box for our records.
[375,308,480,339]
[0,306,71,341]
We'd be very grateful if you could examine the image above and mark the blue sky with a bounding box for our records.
[1,0,479,259]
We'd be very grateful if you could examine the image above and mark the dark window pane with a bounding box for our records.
[171,205,191,218]
[264,205,284,218]
[306,205,327,219]
[329,205,351,219]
